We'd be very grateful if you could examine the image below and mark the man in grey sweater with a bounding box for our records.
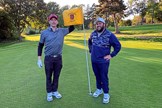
[37,13,74,102]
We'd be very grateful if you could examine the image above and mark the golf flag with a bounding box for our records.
[63,7,84,26]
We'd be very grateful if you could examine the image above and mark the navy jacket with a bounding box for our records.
[88,29,121,63]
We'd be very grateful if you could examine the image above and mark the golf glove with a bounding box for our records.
[37,59,42,68]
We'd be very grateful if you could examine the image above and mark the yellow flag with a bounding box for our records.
[63,7,84,26]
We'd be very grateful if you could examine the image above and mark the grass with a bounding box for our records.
[0,24,162,108]
[109,24,162,32]
[22,24,162,42]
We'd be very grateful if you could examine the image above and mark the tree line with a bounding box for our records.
[88,0,162,33]
[0,0,162,41]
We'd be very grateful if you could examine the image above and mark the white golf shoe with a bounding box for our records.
[93,89,103,97]
[103,93,110,104]
[47,92,53,102]
[52,91,62,99]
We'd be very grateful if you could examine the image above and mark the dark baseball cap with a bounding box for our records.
[48,14,58,21]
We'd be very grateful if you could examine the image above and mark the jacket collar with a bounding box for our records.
[93,29,110,35]
[48,27,58,32]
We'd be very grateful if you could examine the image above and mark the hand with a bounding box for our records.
[104,55,112,61]
[37,59,42,68]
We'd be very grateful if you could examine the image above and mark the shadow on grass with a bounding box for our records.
[0,40,24,48]
[118,37,162,42]
[119,47,162,63]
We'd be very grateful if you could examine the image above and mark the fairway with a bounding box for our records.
[0,36,162,108]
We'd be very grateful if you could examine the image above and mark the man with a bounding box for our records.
[37,13,75,102]
[88,17,121,104]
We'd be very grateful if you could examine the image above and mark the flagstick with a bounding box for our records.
[83,23,92,95]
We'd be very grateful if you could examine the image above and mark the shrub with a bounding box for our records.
[0,10,18,41]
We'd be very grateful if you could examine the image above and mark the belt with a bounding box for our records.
[49,54,61,58]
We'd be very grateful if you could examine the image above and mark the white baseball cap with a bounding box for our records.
[95,17,105,24]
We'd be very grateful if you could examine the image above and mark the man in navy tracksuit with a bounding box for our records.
[88,17,121,104]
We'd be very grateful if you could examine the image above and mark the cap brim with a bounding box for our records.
[94,21,105,24]
[49,16,58,20]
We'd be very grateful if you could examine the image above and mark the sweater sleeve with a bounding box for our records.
[109,33,121,57]
[69,25,75,33]
[38,32,45,56]
[88,34,93,53]
[38,42,44,56]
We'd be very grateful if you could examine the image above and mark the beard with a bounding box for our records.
[96,26,105,33]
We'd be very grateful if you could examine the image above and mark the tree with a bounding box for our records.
[155,1,162,21]
[127,0,147,25]
[119,19,132,26]
[71,4,79,9]
[132,15,142,25]
[95,0,126,34]
[0,0,47,41]
[84,4,96,29]
[147,0,160,23]
[0,10,17,41]
[47,2,60,15]
[27,0,48,33]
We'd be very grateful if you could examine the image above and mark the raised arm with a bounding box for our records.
[69,25,75,33]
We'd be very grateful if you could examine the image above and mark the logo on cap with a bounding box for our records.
[48,14,58,21]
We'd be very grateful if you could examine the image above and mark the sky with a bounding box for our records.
[43,0,132,19]
[44,0,128,7]
[44,0,98,7]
